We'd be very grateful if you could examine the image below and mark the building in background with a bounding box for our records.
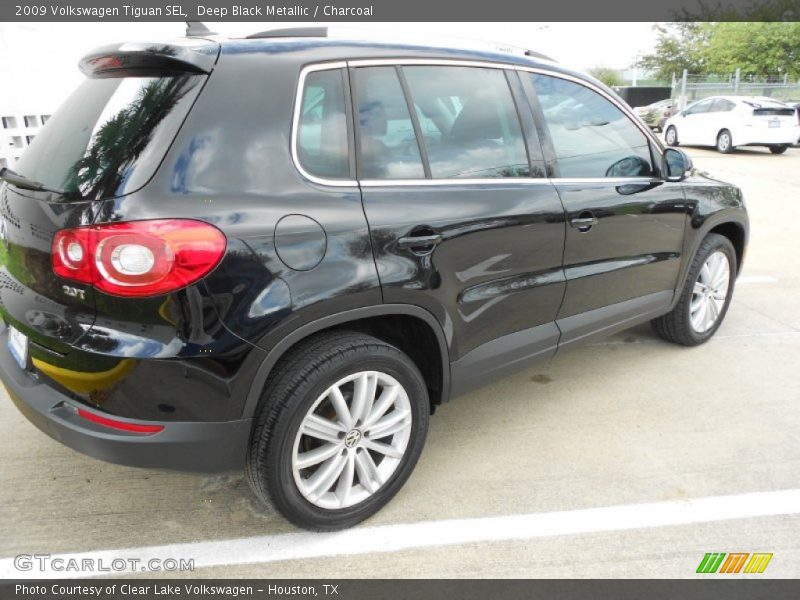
[0,24,67,169]
[1,113,51,169]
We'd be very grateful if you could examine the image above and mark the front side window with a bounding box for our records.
[529,73,654,179]
[711,99,736,112]
[353,67,425,180]
[686,99,713,115]
[403,66,530,179]
[296,69,351,180]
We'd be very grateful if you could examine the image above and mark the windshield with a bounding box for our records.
[14,73,205,200]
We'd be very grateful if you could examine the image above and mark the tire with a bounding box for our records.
[651,233,737,346]
[716,129,734,153]
[769,144,789,154]
[246,330,430,531]
[665,126,679,146]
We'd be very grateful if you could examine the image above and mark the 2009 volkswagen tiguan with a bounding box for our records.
[0,29,748,530]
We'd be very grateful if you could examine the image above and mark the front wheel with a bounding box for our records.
[247,331,429,530]
[716,129,734,153]
[665,126,679,146]
[651,233,737,346]
[769,144,789,154]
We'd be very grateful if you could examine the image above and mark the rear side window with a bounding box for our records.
[402,66,530,179]
[13,74,205,200]
[296,69,351,180]
[353,67,425,179]
[529,74,654,179]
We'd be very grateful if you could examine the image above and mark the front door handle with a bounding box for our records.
[570,211,598,232]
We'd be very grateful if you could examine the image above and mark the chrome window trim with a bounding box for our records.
[291,61,356,187]
[552,177,662,186]
[360,178,554,187]
[291,59,667,188]
[514,65,667,161]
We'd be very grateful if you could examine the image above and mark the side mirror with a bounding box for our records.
[680,110,687,117]
[664,148,692,182]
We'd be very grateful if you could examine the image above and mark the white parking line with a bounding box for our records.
[3,488,800,579]
[737,275,778,284]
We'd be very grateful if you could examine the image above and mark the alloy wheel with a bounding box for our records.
[717,132,731,152]
[690,251,730,333]
[291,371,413,510]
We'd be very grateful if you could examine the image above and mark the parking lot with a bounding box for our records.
[1,144,798,579]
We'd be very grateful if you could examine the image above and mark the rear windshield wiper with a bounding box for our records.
[0,168,81,199]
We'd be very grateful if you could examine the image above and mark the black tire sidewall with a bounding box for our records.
[263,344,429,530]
[679,235,737,344]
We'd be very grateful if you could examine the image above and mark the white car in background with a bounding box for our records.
[664,96,800,154]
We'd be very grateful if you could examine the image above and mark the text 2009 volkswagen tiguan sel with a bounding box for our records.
[0,30,748,530]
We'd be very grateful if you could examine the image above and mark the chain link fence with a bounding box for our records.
[671,70,800,108]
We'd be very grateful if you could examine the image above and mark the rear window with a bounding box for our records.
[753,107,795,117]
[14,73,205,200]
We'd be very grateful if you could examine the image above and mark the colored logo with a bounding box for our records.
[696,552,773,574]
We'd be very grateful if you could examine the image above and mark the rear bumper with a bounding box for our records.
[0,326,251,472]
[735,126,800,146]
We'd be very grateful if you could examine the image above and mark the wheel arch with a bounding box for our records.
[242,305,451,419]
[670,212,749,312]
[708,221,746,273]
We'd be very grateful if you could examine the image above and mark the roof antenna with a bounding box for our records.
[186,21,216,37]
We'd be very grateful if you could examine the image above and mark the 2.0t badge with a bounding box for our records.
[62,285,86,300]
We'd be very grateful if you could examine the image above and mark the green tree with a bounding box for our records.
[637,23,709,81]
[701,22,800,79]
[588,67,624,87]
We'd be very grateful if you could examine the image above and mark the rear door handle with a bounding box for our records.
[570,211,598,232]
[397,234,442,249]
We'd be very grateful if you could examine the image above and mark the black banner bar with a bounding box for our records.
[3,580,800,600]
[2,0,800,22]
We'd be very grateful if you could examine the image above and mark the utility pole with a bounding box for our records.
[680,69,688,110]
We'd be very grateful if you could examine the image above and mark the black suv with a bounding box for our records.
[0,31,748,530]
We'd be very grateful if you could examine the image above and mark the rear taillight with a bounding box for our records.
[52,219,226,297]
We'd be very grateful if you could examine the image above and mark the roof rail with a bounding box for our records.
[524,49,556,62]
[186,21,217,37]
[247,27,328,39]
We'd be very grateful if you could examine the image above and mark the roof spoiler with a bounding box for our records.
[79,40,219,77]
[247,27,328,39]
[186,21,217,37]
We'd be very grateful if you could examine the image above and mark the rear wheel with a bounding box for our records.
[651,233,737,346]
[716,129,734,153]
[247,331,429,530]
[665,126,679,146]
[769,144,789,154]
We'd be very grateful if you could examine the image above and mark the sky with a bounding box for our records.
[0,22,658,113]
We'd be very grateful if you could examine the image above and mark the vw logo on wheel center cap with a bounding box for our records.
[344,429,362,448]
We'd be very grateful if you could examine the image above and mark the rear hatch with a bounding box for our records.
[0,39,217,354]
[745,99,798,131]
